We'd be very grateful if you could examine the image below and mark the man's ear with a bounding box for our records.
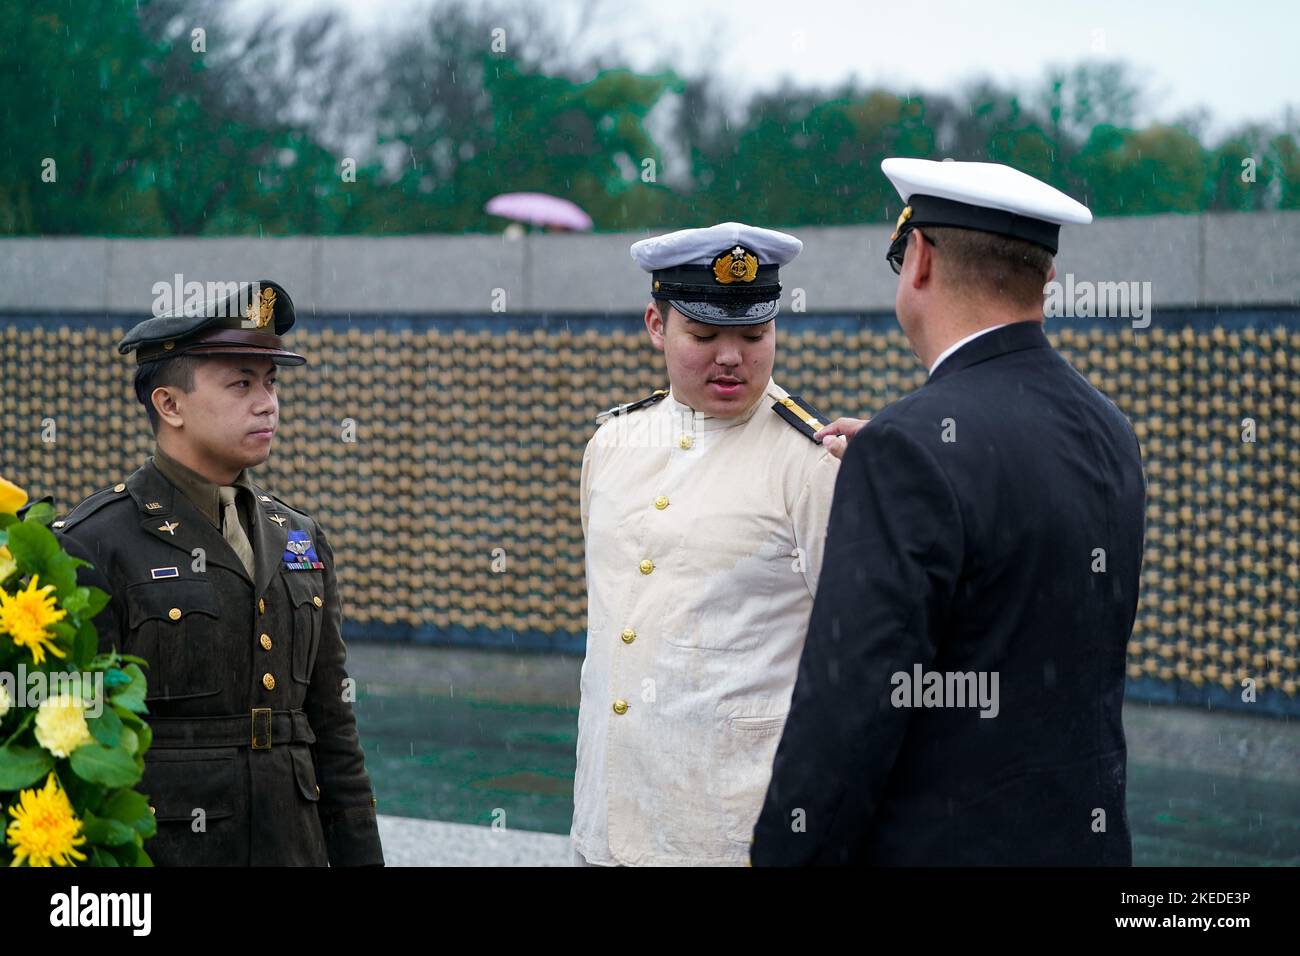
[908,230,934,288]
[644,301,667,352]
[1045,262,1057,284]
[152,386,184,429]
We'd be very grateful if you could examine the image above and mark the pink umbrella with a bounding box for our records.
[485,192,594,231]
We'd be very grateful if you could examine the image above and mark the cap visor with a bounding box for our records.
[669,298,779,326]
[181,344,308,366]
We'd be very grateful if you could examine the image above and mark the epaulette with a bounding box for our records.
[772,394,830,443]
[51,482,132,533]
[595,388,669,425]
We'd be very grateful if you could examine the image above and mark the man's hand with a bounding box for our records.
[815,417,869,459]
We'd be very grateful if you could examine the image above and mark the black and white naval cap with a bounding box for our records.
[630,221,803,326]
[881,158,1093,263]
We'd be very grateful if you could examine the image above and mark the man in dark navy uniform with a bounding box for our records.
[752,160,1145,866]
[55,280,383,866]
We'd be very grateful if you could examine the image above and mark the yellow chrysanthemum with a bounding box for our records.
[0,475,24,582]
[0,476,26,516]
[33,693,93,758]
[6,772,88,867]
[0,575,67,666]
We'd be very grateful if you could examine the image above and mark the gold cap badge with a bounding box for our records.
[890,205,913,241]
[245,286,277,329]
[712,245,759,285]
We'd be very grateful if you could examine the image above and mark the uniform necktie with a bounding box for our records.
[218,486,256,580]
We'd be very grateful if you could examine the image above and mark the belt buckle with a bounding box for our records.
[251,707,272,749]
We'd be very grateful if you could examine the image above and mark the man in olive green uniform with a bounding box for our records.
[56,280,383,866]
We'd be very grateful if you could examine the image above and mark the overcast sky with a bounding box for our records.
[235,0,1296,137]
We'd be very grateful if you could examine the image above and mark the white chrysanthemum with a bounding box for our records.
[34,692,93,758]
[0,682,10,719]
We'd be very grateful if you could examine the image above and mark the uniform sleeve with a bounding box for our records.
[302,523,385,866]
[789,450,841,599]
[580,437,596,541]
[751,419,963,865]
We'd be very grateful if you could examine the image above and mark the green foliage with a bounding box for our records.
[0,488,154,866]
[0,0,1294,234]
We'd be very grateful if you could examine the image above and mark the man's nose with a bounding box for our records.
[252,385,277,413]
[714,342,743,366]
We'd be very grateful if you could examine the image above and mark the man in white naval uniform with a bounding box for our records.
[572,223,843,866]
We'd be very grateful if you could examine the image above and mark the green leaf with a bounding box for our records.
[89,706,123,747]
[119,725,139,756]
[111,664,148,713]
[102,787,152,826]
[1,708,36,749]
[69,743,140,787]
[90,847,120,867]
[0,744,56,789]
[83,586,110,619]
[74,619,98,667]
[82,811,135,847]
[40,550,82,599]
[59,771,103,812]
[114,704,145,728]
[133,811,157,840]
[108,842,140,866]
[5,521,61,577]
[60,586,90,616]
[102,789,158,841]
[103,667,131,689]
[22,501,55,525]
[112,842,150,868]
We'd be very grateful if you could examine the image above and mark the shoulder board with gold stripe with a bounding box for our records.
[772,394,829,443]
[595,388,669,425]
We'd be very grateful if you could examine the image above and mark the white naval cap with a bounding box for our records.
[881,158,1092,258]
[630,221,803,326]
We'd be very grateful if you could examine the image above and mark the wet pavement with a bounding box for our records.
[348,643,1300,866]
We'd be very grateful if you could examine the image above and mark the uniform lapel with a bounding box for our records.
[128,460,252,583]
[247,485,289,599]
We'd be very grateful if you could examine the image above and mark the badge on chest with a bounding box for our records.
[282,530,324,571]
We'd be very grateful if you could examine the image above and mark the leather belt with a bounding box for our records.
[147,709,316,750]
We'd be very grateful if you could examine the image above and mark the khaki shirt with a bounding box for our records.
[573,379,841,865]
[151,444,256,535]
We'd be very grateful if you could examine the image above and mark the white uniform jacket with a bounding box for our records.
[573,379,841,865]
